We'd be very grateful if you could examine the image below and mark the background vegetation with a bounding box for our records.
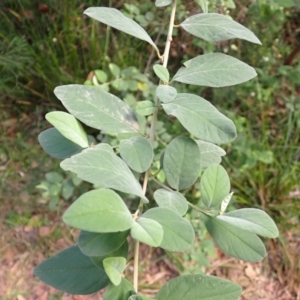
[0,0,299,299]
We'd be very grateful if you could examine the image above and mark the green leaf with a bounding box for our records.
[103,257,127,286]
[34,245,110,295]
[78,230,129,257]
[45,111,89,148]
[38,128,83,159]
[173,53,257,87]
[94,69,107,83]
[130,217,163,247]
[181,13,261,45]
[60,144,148,202]
[156,85,177,103]
[84,7,158,50]
[54,85,139,134]
[162,93,236,144]
[155,0,172,7]
[112,79,129,91]
[157,274,242,300]
[62,179,74,200]
[154,189,188,216]
[203,214,266,262]
[153,65,170,82]
[196,140,226,169]
[109,63,121,77]
[200,164,230,208]
[135,101,157,116]
[129,296,153,300]
[45,172,63,184]
[104,278,135,300]
[218,208,279,238]
[163,136,201,190]
[119,136,154,173]
[143,208,195,252]
[63,189,134,232]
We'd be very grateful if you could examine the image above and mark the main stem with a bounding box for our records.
[133,0,177,293]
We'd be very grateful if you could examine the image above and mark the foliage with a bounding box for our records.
[34,1,279,299]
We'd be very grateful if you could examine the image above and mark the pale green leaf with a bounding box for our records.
[109,63,120,77]
[153,65,170,82]
[218,208,279,238]
[63,189,134,232]
[38,128,83,159]
[156,85,177,103]
[120,136,153,173]
[46,111,89,148]
[154,189,188,216]
[163,136,201,190]
[60,144,148,202]
[78,230,129,257]
[104,278,135,300]
[94,69,108,83]
[34,245,110,295]
[103,257,127,286]
[143,207,195,252]
[173,53,257,87]
[220,192,234,213]
[200,164,230,208]
[162,93,236,144]
[84,7,158,50]
[203,214,266,262]
[54,85,139,134]
[181,13,261,44]
[157,274,242,300]
[135,101,157,116]
[155,0,172,7]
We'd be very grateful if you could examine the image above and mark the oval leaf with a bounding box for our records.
[163,136,201,190]
[34,245,110,295]
[153,65,170,82]
[120,136,154,173]
[181,13,261,44]
[60,143,148,202]
[173,53,257,87]
[155,0,172,7]
[63,189,134,232]
[162,93,236,144]
[131,217,163,247]
[46,111,89,148]
[200,164,230,208]
[154,189,188,216]
[143,207,195,252]
[103,257,127,286]
[54,85,139,134]
[135,101,157,116]
[84,7,157,50]
[104,278,135,300]
[157,274,242,300]
[78,230,129,257]
[38,128,83,159]
[218,208,279,238]
[156,85,177,103]
[203,214,266,262]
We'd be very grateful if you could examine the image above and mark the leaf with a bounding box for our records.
[130,217,163,247]
[94,69,107,83]
[84,7,157,50]
[181,13,261,45]
[34,245,110,295]
[143,208,195,252]
[173,53,257,87]
[119,136,154,173]
[156,85,177,103]
[153,65,170,82]
[156,274,242,300]
[196,140,226,169]
[63,189,134,232]
[104,278,135,300]
[135,101,157,116]
[45,172,63,184]
[154,189,188,216]
[163,136,201,190]
[103,257,127,286]
[54,85,139,134]
[217,208,279,238]
[109,63,120,77]
[203,214,266,262]
[162,93,236,144]
[155,0,172,7]
[60,144,148,202]
[220,192,234,214]
[46,111,89,148]
[78,230,129,257]
[38,128,83,159]
[200,164,230,208]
